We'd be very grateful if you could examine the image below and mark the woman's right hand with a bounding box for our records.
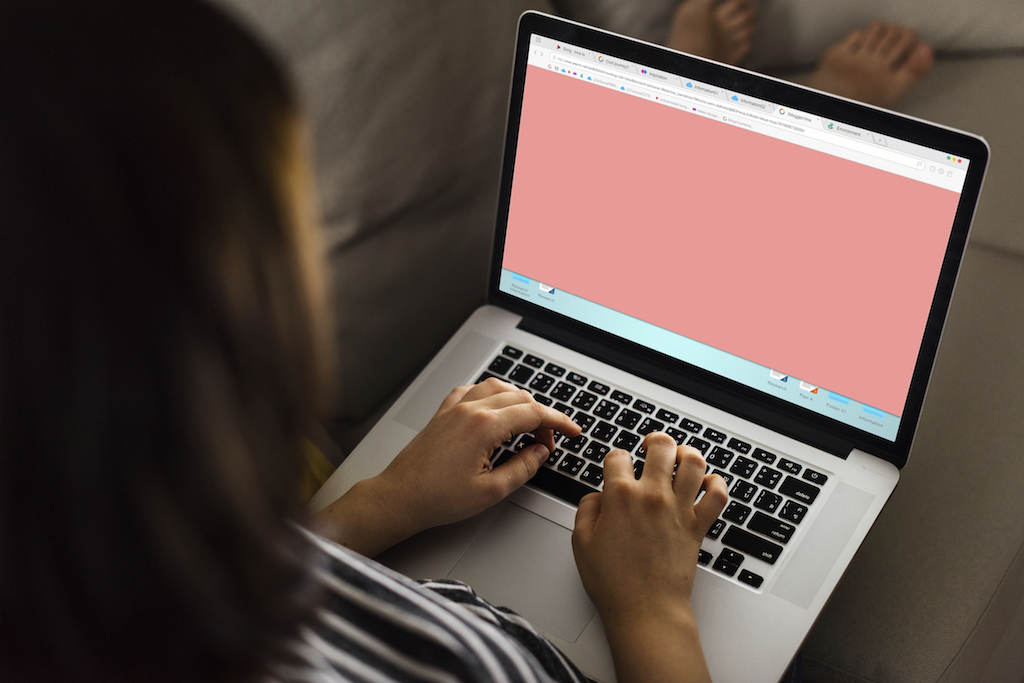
[572,434,727,683]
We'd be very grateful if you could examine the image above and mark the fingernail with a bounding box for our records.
[531,444,550,462]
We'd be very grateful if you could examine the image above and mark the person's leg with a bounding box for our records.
[666,0,756,66]
[798,22,934,108]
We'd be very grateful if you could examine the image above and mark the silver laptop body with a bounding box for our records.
[311,12,988,682]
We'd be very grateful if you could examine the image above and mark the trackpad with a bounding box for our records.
[448,502,596,643]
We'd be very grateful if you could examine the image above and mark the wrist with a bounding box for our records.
[309,477,420,557]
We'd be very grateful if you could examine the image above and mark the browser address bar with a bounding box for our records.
[547,52,924,171]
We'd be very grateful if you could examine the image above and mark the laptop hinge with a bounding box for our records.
[517,315,853,460]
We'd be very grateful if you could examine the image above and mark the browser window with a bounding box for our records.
[498,35,971,442]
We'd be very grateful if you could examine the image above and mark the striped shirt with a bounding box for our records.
[272,529,596,683]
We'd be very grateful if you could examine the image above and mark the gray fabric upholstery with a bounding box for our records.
[214,0,554,441]
[803,244,1024,683]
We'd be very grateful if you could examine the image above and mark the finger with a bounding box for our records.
[693,473,729,533]
[489,443,550,494]
[638,432,678,484]
[671,445,710,501]
[436,384,473,414]
[458,376,523,403]
[496,401,581,442]
[601,449,633,486]
[573,491,602,538]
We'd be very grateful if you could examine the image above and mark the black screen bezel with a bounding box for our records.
[489,12,989,469]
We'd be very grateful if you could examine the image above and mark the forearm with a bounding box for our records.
[307,478,417,558]
[602,603,712,683]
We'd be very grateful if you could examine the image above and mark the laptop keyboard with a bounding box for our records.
[479,345,830,590]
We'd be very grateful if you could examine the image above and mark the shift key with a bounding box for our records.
[722,526,784,564]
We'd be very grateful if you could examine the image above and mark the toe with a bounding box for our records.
[864,21,888,52]
[907,42,935,76]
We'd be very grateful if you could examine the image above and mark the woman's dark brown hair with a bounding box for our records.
[0,1,327,680]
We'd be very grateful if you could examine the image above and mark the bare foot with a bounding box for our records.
[801,22,935,107]
[666,0,756,65]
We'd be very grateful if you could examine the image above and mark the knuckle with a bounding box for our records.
[646,432,675,448]
[679,449,706,470]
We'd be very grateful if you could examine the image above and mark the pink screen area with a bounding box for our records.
[504,66,962,417]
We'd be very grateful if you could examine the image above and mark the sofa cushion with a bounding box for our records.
[553,0,1024,69]
[212,0,554,435]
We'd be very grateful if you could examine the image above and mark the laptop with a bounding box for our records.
[309,11,988,682]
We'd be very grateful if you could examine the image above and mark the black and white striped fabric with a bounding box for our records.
[271,529,596,683]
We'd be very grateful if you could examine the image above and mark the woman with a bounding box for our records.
[0,1,727,682]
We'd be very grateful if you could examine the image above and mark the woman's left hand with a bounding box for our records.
[312,378,580,556]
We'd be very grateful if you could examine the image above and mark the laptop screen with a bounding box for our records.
[497,33,973,443]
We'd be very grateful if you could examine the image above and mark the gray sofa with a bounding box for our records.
[216,1,1024,681]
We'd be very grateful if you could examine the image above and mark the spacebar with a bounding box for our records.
[528,467,599,506]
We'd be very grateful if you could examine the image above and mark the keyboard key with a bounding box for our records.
[706,446,734,468]
[753,490,782,514]
[637,417,665,436]
[610,390,633,405]
[751,448,777,464]
[703,428,727,444]
[754,466,781,489]
[698,549,713,566]
[488,356,514,375]
[633,399,655,414]
[587,381,610,396]
[528,373,555,393]
[557,454,585,476]
[656,408,680,424]
[582,443,610,463]
[550,382,576,401]
[633,459,644,479]
[738,570,764,588]
[779,500,808,524]
[730,480,757,503]
[514,434,535,451]
[712,469,734,486]
[580,464,604,486]
[533,394,553,406]
[729,456,757,479]
[544,363,566,377]
[566,372,588,386]
[779,476,820,505]
[508,365,534,384]
[572,413,595,433]
[502,346,523,359]
[552,402,573,417]
[665,427,688,445]
[722,501,751,524]
[477,372,499,383]
[614,409,641,430]
[590,421,617,442]
[713,549,744,576]
[681,418,703,433]
[545,448,563,467]
[803,469,828,485]
[612,431,641,452]
[523,354,545,368]
[686,436,710,454]
[562,434,588,453]
[593,399,619,420]
[571,391,598,411]
[727,438,752,454]
[722,526,783,564]
[748,512,796,544]
[778,458,802,475]
[706,518,726,540]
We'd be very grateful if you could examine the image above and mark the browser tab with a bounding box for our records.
[638,65,680,87]
[872,132,888,147]
[727,92,774,113]
[776,107,818,126]
[681,79,725,99]
[596,53,636,73]
[554,43,595,62]
[822,119,872,143]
